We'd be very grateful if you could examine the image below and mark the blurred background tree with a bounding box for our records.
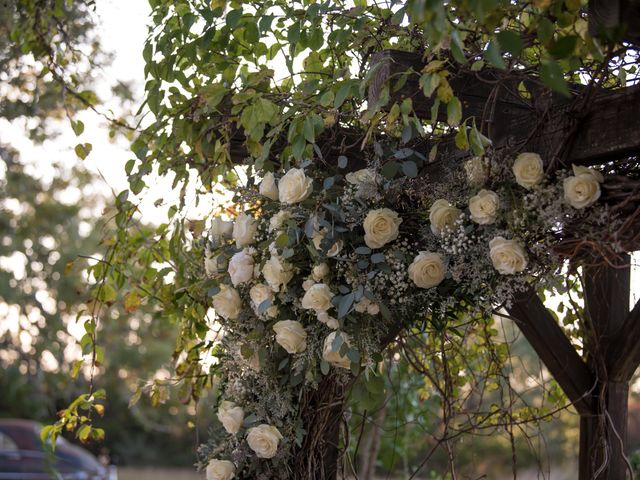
[0,0,209,468]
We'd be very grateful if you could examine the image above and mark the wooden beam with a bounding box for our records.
[608,299,640,380]
[505,289,594,416]
[579,380,630,480]
[582,255,631,371]
[589,0,640,44]
[517,85,640,167]
[227,125,368,168]
[368,50,640,167]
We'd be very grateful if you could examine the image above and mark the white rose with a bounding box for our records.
[210,217,234,239]
[212,285,243,320]
[249,283,277,318]
[322,332,351,369]
[302,278,315,291]
[269,210,291,232]
[464,156,489,186]
[363,208,402,249]
[563,174,601,209]
[572,164,604,183]
[317,311,339,329]
[278,168,313,204]
[512,152,544,189]
[408,252,446,288]
[273,320,307,354]
[489,236,528,275]
[217,401,244,435]
[563,166,603,209]
[312,232,343,257]
[246,424,283,459]
[354,297,371,313]
[262,255,294,292]
[205,253,226,276]
[259,172,279,200]
[429,199,462,236]
[354,297,379,315]
[312,263,330,281]
[227,249,254,286]
[232,214,257,248]
[206,459,235,480]
[345,168,379,186]
[468,189,500,225]
[301,283,334,312]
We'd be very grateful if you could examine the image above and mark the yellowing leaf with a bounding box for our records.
[123,291,141,313]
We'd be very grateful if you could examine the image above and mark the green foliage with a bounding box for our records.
[103,0,636,475]
[7,0,634,475]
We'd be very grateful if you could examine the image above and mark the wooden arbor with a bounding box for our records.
[368,46,640,478]
[216,7,639,476]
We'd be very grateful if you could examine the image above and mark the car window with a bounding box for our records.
[0,432,18,451]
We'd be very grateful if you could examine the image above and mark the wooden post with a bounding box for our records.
[577,256,633,479]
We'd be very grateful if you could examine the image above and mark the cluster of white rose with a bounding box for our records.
[200,152,607,479]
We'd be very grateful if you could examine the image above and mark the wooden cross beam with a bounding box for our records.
[504,289,594,416]
[589,0,640,44]
[367,50,640,167]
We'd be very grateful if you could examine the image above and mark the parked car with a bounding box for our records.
[0,419,117,480]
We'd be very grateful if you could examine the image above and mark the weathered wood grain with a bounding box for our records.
[589,0,640,44]
[367,50,640,168]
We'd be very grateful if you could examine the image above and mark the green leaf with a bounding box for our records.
[275,233,289,248]
[320,360,330,375]
[497,30,522,56]
[419,73,441,98]
[455,122,469,150]
[257,299,272,315]
[470,60,484,71]
[226,9,243,29]
[451,30,466,63]
[337,292,355,318]
[381,161,398,179]
[40,425,53,444]
[485,40,505,69]
[244,21,260,43]
[548,35,578,59]
[74,143,92,160]
[71,120,84,136]
[77,424,91,442]
[331,333,344,352]
[469,124,485,156]
[540,61,570,97]
[334,80,354,108]
[537,17,554,45]
[319,90,334,107]
[402,160,418,178]
[370,253,385,264]
[446,97,462,127]
[303,116,315,143]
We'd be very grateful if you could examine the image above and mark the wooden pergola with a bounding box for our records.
[362,4,640,477]
[220,3,640,477]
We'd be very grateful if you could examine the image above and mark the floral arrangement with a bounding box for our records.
[198,148,613,480]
